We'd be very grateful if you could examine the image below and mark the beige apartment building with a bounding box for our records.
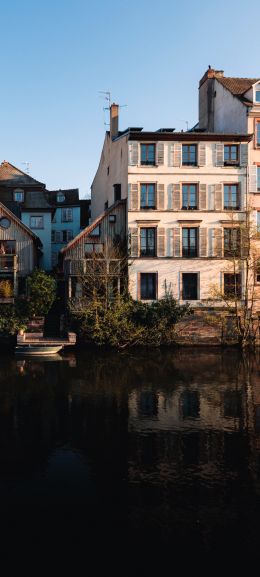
[91,103,251,305]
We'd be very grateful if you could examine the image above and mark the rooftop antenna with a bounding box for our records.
[99,91,127,127]
[21,161,32,174]
[179,120,189,131]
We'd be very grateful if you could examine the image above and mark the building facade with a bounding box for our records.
[91,105,252,306]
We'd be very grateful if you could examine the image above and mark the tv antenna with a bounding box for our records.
[21,161,32,174]
[99,91,127,127]
[179,120,189,131]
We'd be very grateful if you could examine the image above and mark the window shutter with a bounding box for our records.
[199,184,207,210]
[215,143,224,166]
[237,182,242,210]
[198,143,206,167]
[173,227,181,257]
[249,165,257,192]
[157,143,164,165]
[167,184,173,209]
[173,143,182,167]
[168,143,174,167]
[157,184,165,210]
[240,144,248,167]
[199,227,207,257]
[157,228,165,257]
[214,184,223,210]
[214,228,222,257]
[172,184,181,210]
[128,142,138,166]
[128,183,139,210]
[129,227,138,257]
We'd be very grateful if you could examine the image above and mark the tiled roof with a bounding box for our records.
[47,189,79,206]
[217,77,260,96]
[0,161,45,186]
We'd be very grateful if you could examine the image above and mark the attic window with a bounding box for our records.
[0,217,11,229]
[57,193,65,203]
[255,84,260,103]
[13,189,24,202]
[89,224,100,236]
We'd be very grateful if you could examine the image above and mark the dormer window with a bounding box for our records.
[255,84,260,103]
[13,189,24,202]
[57,192,65,203]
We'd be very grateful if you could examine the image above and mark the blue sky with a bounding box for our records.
[1,0,260,197]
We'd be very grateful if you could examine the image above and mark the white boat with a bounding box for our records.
[15,344,63,356]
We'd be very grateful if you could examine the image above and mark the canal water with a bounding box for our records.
[0,347,260,575]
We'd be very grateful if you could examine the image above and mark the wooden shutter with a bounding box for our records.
[214,184,223,210]
[199,227,207,257]
[199,184,207,210]
[173,227,181,257]
[214,228,222,257]
[249,165,257,192]
[167,184,173,209]
[172,184,181,210]
[237,182,242,210]
[173,143,182,167]
[129,227,138,257]
[240,144,248,167]
[128,183,139,210]
[168,143,174,166]
[157,143,164,165]
[215,143,224,166]
[198,143,206,167]
[157,184,165,210]
[128,142,138,166]
[157,228,165,257]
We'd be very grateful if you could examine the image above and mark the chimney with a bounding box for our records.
[198,67,224,131]
[110,103,119,140]
[199,66,224,88]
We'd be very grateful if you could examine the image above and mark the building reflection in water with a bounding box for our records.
[0,348,260,572]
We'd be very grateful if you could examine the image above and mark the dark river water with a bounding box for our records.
[1,347,260,575]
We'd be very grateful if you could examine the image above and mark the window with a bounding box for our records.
[140,183,156,209]
[13,189,24,202]
[113,184,121,202]
[255,85,260,102]
[181,391,200,419]
[61,208,73,222]
[255,260,260,284]
[0,217,11,229]
[62,230,73,243]
[257,212,260,233]
[84,242,103,254]
[140,144,156,166]
[224,145,239,165]
[224,184,240,209]
[257,167,260,191]
[89,224,100,236]
[182,273,198,300]
[182,227,198,257]
[140,273,157,300]
[104,201,108,210]
[140,227,156,257]
[224,273,241,298]
[224,228,240,257]
[256,121,260,147]
[57,193,65,203]
[0,240,15,254]
[30,216,43,229]
[109,214,116,223]
[182,144,197,166]
[182,184,197,210]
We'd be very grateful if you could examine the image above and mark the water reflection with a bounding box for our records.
[0,348,260,573]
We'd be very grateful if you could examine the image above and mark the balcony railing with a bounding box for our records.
[0,255,18,272]
[64,258,122,276]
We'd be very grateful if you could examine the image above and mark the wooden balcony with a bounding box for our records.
[64,258,123,276]
[0,255,18,272]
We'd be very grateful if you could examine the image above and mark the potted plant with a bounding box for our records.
[18,324,27,336]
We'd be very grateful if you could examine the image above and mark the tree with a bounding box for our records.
[205,206,260,348]
[26,269,57,317]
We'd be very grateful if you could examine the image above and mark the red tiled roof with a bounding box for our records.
[0,161,45,186]
[217,77,260,96]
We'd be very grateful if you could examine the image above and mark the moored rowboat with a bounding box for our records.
[15,344,63,356]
